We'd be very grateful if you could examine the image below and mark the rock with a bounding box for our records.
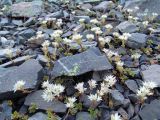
[76,112,95,120]
[51,47,112,79]
[0,18,9,26]
[0,31,10,36]
[93,1,115,12]
[37,55,48,66]
[128,94,139,103]
[141,64,160,87]
[124,0,160,19]
[127,104,134,119]
[139,100,160,120]
[24,90,67,113]
[127,33,147,48]
[0,59,42,100]
[1,0,12,5]
[12,20,23,26]
[0,37,15,48]
[19,29,36,39]
[0,55,35,68]
[11,1,43,17]
[46,10,64,19]
[92,72,101,81]
[111,90,125,106]
[75,0,100,4]
[23,17,36,27]
[28,112,47,120]
[0,101,12,120]
[118,108,129,120]
[116,21,139,33]
[125,80,138,93]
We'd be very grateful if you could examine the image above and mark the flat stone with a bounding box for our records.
[76,112,95,120]
[125,80,138,93]
[28,112,47,120]
[51,47,112,79]
[24,90,67,113]
[141,64,160,87]
[0,31,10,36]
[19,29,36,39]
[139,100,160,120]
[111,90,125,106]
[11,1,43,17]
[0,48,21,59]
[127,33,147,48]
[0,59,42,100]
[116,21,139,33]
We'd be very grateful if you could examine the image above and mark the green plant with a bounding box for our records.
[28,103,37,113]
[88,108,99,119]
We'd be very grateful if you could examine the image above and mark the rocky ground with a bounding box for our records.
[0,0,160,120]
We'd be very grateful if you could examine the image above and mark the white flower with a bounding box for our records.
[143,81,157,90]
[88,93,102,102]
[128,16,133,20]
[142,21,149,26]
[79,18,85,23]
[72,34,82,41]
[88,80,97,90]
[90,19,99,24]
[91,27,102,35]
[148,27,155,32]
[42,40,50,47]
[127,9,133,13]
[66,97,77,108]
[51,30,63,38]
[42,89,54,102]
[101,14,107,19]
[52,84,65,97]
[116,61,124,67]
[105,24,113,29]
[137,86,151,100]
[75,82,87,94]
[111,113,122,120]
[13,80,25,92]
[86,34,94,40]
[104,75,116,87]
[152,12,158,18]
[63,38,72,44]
[103,48,118,58]
[131,53,141,59]
[119,33,131,41]
[113,32,120,37]
[97,82,109,96]
[5,48,12,57]
[42,80,50,88]
[56,19,63,27]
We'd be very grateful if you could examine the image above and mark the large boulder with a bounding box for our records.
[11,1,43,17]
[51,47,113,79]
[24,90,67,113]
[0,59,43,100]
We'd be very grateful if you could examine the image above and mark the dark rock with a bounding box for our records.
[76,112,95,120]
[125,80,138,93]
[28,112,47,120]
[141,64,160,87]
[127,33,147,49]
[19,29,36,39]
[24,90,67,113]
[0,101,12,120]
[111,90,125,106]
[0,59,42,100]
[127,104,134,119]
[118,108,129,120]
[128,94,139,103]
[122,99,130,108]
[1,0,12,5]
[51,47,112,79]
[11,1,43,17]
[46,10,64,19]
[23,17,36,27]
[139,100,160,120]
[116,21,139,33]
[92,72,101,81]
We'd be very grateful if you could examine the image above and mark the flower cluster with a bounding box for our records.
[42,81,65,102]
[111,113,122,120]
[75,82,87,94]
[51,30,63,39]
[66,97,77,108]
[13,80,26,92]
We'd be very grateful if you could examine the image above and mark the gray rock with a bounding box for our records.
[46,10,64,19]
[0,48,21,59]
[139,100,160,120]
[24,90,67,113]
[0,59,42,100]
[116,21,139,33]
[127,33,147,48]
[125,80,138,93]
[51,47,112,79]
[11,1,43,17]
[23,17,36,27]
[76,112,95,120]
[0,31,10,36]
[75,0,100,4]
[111,90,125,106]
[141,64,160,87]
[28,112,47,120]
[127,104,134,119]
[1,0,12,5]
[12,20,23,26]
[118,108,129,120]
[93,1,115,12]
[0,18,9,26]
[19,29,36,39]
[0,101,12,120]
[0,37,15,48]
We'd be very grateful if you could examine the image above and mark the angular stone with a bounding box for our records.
[0,59,42,100]
[28,112,47,120]
[116,21,139,33]
[127,33,147,48]
[51,47,112,79]
[24,90,67,113]
[125,80,138,93]
[141,64,160,87]
[139,100,160,120]
[0,48,21,59]
[11,1,43,17]
[111,90,125,106]
[19,29,36,39]
[76,112,95,120]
